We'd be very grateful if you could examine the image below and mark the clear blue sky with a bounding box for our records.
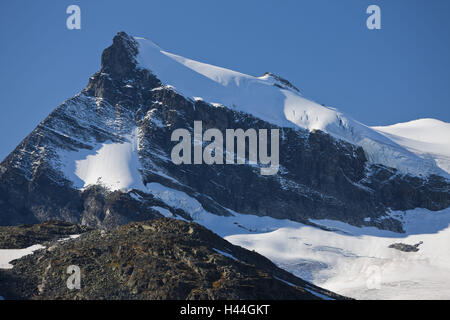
[1,0,449,161]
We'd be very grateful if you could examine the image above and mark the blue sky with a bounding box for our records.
[1,0,449,161]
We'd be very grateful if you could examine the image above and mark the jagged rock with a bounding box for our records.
[388,241,423,252]
[0,220,92,249]
[0,219,348,300]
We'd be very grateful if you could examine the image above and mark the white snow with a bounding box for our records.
[129,192,143,202]
[273,275,334,300]
[146,182,204,220]
[0,244,45,269]
[228,208,450,300]
[151,206,173,218]
[134,36,449,177]
[273,276,296,287]
[59,127,146,191]
[143,182,450,300]
[304,286,334,300]
[57,234,81,242]
[212,248,238,261]
[144,108,165,128]
[373,118,450,174]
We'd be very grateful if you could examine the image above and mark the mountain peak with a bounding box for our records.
[100,31,139,78]
[84,31,161,105]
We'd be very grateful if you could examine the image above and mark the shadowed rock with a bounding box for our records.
[0,219,348,300]
[388,241,423,252]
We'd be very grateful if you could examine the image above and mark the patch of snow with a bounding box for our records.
[145,182,299,235]
[274,274,335,300]
[146,182,204,220]
[143,108,165,128]
[57,234,81,242]
[151,206,173,218]
[273,276,296,287]
[129,192,143,202]
[59,127,146,192]
[304,286,334,300]
[212,248,238,261]
[0,244,45,269]
[146,169,182,185]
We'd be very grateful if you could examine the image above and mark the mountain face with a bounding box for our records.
[0,31,449,232]
[0,219,345,300]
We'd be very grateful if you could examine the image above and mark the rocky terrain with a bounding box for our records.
[0,219,346,300]
[0,220,92,249]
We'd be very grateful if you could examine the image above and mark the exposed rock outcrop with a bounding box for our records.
[388,241,423,252]
[0,219,347,300]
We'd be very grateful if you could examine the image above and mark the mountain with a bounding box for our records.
[1,31,450,300]
[0,218,345,300]
[0,31,448,233]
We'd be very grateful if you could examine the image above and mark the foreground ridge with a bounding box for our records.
[0,219,346,300]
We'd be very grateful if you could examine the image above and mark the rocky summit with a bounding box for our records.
[0,218,346,300]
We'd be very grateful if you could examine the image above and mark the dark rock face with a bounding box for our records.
[0,220,92,249]
[0,170,165,228]
[0,31,449,232]
[388,241,423,253]
[263,72,300,92]
[0,219,347,300]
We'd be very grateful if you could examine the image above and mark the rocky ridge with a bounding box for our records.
[0,219,347,300]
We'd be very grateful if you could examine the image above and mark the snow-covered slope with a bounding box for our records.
[141,182,450,300]
[228,209,450,300]
[0,244,44,269]
[58,126,145,191]
[373,119,450,174]
[134,37,448,177]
